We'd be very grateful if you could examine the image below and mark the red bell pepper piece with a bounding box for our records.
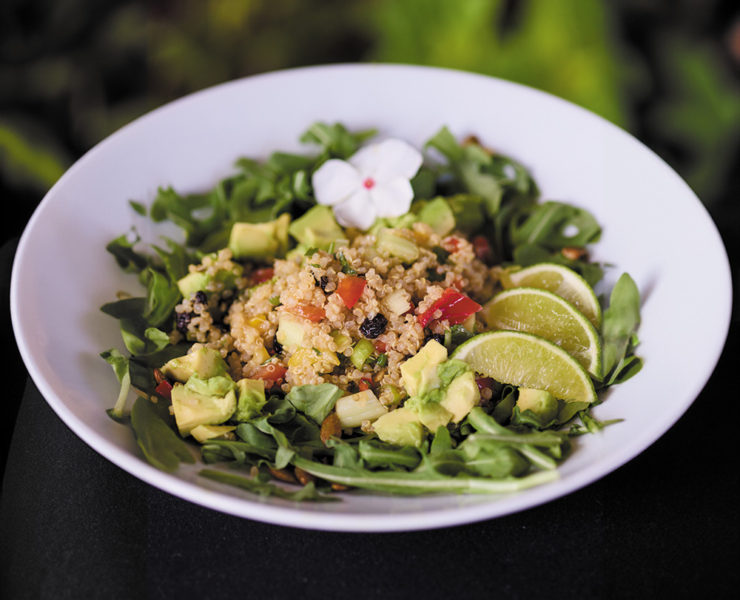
[253,267,274,283]
[418,288,482,328]
[155,380,173,400]
[336,275,366,309]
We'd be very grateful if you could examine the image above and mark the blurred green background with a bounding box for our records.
[1,0,738,241]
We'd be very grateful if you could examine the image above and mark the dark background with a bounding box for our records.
[2,1,738,598]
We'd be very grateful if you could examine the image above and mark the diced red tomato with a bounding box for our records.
[374,340,387,353]
[442,236,461,252]
[287,303,325,322]
[155,380,173,400]
[472,235,494,264]
[358,377,373,392]
[336,275,366,309]
[418,288,482,328]
[253,267,274,283]
[253,362,287,386]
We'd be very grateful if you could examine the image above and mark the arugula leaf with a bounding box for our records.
[285,383,343,426]
[510,200,601,250]
[199,469,336,502]
[358,439,421,470]
[292,454,558,495]
[299,122,377,160]
[601,273,642,384]
[130,396,195,472]
[106,229,149,273]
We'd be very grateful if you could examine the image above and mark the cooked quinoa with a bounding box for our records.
[170,222,495,406]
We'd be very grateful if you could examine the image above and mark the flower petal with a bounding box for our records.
[349,138,423,182]
[312,159,362,206]
[332,189,377,230]
[369,177,414,218]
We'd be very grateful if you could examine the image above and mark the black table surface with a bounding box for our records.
[2,233,738,599]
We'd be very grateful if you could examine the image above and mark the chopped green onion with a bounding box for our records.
[350,339,375,369]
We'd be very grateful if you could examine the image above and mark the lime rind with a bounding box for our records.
[481,287,602,377]
[451,330,597,405]
[500,262,602,328]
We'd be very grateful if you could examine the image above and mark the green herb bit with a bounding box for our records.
[304,246,320,257]
[269,295,281,306]
[336,252,357,275]
[375,353,388,368]
[431,245,451,264]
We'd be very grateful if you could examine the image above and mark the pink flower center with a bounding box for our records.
[363,177,375,189]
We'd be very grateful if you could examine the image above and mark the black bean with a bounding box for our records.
[424,332,444,346]
[360,313,388,339]
[176,312,193,333]
[273,337,283,355]
[319,275,329,291]
[193,291,208,304]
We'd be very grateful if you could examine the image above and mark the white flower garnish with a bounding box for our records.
[311,138,423,230]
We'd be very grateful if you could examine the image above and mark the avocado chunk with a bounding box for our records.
[418,197,455,236]
[400,340,448,397]
[176,257,242,298]
[372,407,425,448]
[516,388,558,423]
[440,370,480,423]
[335,390,388,428]
[190,424,236,443]
[288,205,348,250]
[170,375,237,436]
[177,272,210,298]
[233,378,267,422]
[161,346,229,383]
[376,229,419,262]
[416,401,453,432]
[228,212,291,260]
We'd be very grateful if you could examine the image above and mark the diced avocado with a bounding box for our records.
[234,378,267,421]
[228,213,291,260]
[177,272,210,298]
[416,401,453,432]
[440,371,480,423]
[516,388,558,422]
[276,312,308,352]
[171,378,237,436]
[161,346,229,383]
[372,407,425,448]
[400,340,448,397]
[288,205,348,250]
[376,229,419,262]
[335,390,388,428]
[190,424,236,443]
[418,197,455,236]
[176,257,243,298]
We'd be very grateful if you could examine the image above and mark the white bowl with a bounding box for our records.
[11,64,732,532]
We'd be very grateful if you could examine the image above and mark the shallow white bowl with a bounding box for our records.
[11,64,732,532]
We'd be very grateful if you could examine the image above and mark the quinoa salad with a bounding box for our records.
[101,122,642,500]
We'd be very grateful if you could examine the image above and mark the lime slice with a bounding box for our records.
[499,263,602,328]
[451,330,597,405]
[481,287,602,376]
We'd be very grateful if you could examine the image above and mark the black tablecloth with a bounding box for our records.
[2,327,738,599]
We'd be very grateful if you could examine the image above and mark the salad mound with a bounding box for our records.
[101,123,642,501]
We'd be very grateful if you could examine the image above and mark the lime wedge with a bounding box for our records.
[499,263,602,328]
[481,287,602,376]
[451,330,597,405]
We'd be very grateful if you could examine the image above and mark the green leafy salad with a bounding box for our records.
[101,122,642,501]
